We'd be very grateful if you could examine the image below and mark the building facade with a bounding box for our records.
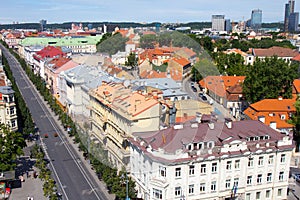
[0,86,18,132]
[212,15,225,31]
[251,9,262,30]
[129,119,294,200]
[89,82,161,170]
[288,12,299,32]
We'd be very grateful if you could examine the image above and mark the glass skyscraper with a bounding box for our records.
[251,9,262,30]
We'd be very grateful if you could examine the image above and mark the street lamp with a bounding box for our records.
[121,172,130,200]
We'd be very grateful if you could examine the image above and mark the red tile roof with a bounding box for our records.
[34,46,65,61]
[244,98,296,129]
[293,79,300,94]
[253,46,299,57]
[199,76,245,97]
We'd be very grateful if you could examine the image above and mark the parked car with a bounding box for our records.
[198,93,204,98]
[191,86,197,92]
[190,82,195,87]
[201,95,208,101]
[293,174,300,182]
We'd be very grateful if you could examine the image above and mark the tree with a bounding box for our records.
[140,34,157,49]
[243,56,299,103]
[214,52,247,76]
[125,52,138,68]
[191,58,220,82]
[288,97,300,150]
[97,33,128,55]
[0,124,25,171]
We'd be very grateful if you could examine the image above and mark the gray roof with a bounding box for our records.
[0,86,14,95]
[132,78,180,90]
[63,65,122,90]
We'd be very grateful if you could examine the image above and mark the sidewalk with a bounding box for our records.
[9,142,47,200]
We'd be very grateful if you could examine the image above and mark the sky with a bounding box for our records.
[0,0,297,24]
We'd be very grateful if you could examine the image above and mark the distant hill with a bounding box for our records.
[0,21,284,31]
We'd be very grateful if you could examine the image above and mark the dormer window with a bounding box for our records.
[198,142,203,150]
[265,135,270,140]
[280,114,286,120]
[187,144,193,151]
[207,141,214,148]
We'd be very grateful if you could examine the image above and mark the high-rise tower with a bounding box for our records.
[251,9,262,30]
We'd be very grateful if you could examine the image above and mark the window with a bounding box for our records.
[189,165,195,175]
[256,191,261,200]
[246,193,251,200]
[235,160,240,169]
[226,161,232,170]
[258,156,264,166]
[159,166,166,177]
[248,157,254,167]
[10,107,14,115]
[199,183,206,192]
[175,167,181,177]
[247,176,252,185]
[211,162,217,173]
[257,174,262,184]
[280,154,286,163]
[279,171,284,181]
[175,187,181,197]
[268,155,274,165]
[225,179,231,189]
[189,184,194,194]
[211,181,216,192]
[11,120,16,128]
[200,164,206,174]
[278,188,282,196]
[234,178,239,187]
[153,188,162,199]
[267,173,272,182]
[266,190,270,198]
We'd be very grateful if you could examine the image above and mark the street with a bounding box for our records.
[0,44,112,200]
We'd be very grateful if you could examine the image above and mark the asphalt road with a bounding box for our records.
[0,45,110,200]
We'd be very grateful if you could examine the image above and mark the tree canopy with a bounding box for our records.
[191,58,220,82]
[0,124,25,171]
[243,56,299,103]
[213,52,247,76]
[97,32,128,55]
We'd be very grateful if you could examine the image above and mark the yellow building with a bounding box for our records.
[89,82,161,170]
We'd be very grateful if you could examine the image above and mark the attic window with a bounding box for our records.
[187,144,193,150]
[265,135,270,140]
[280,114,286,120]
[287,106,291,110]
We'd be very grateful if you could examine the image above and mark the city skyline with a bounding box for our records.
[0,0,298,24]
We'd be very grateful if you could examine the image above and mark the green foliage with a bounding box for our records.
[97,33,128,55]
[125,52,138,67]
[191,58,220,82]
[140,34,157,49]
[288,97,300,150]
[243,57,299,103]
[213,52,247,76]
[153,63,168,73]
[0,124,25,171]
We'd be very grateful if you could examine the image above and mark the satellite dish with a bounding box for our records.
[123,80,131,88]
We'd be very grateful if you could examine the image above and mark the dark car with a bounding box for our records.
[191,86,197,92]
[198,93,204,98]
[201,95,208,101]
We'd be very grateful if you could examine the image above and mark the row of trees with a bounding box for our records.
[8,46,137,199]
[31,145,58,200]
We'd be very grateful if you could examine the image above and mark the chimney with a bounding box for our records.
[225,118,232,129]
[196,112,202,123]
[258,116,265,123]
[174,123,184,130]
[208,121,215,130]
[278,96,283,100]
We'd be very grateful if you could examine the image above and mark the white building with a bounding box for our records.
[0,86,18,132]
[129,118,294,200]
[212,15,225,32]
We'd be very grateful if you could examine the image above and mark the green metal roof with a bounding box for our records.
[20,35,102,46]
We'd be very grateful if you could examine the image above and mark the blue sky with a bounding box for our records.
[0,0,295,24]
